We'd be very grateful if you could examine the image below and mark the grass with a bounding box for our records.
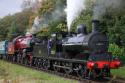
[0,60,78,83]
[111,55,125,79]
[1,60,125,83]
[111,66,125,79]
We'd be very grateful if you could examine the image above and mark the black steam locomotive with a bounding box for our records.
[62,20,108,59]
[32,20,120,79]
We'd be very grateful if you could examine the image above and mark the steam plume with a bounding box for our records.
[93,0,125,19]
[66,0,85,32]
[30,0,65,34]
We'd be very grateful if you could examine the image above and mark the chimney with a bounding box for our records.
[92,20,100,32]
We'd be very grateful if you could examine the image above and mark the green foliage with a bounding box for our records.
[49,20,67,33]
[7,21,19,40]
[38,0,55,18]
[39,0,66,16]
[108,44,124,56]
[0,10,33,40]
[108,44,125,65]
[0,15,14,40]
[72,10,93,32]
[37,0,66,36]
[71,0,94,32]
[99,13,125,47]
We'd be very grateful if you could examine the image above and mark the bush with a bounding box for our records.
[108,44,125,65]
[108,44,124,56]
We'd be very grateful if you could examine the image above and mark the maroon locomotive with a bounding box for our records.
[12,34,34,64]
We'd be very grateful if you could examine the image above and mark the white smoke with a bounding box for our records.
[93,0,125,20]
[66,0,86,32]
[24,0,43,34]
[30,16,42,34]
[29,0,65,34]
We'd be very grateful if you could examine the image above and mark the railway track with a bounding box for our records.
[5,60,125,83]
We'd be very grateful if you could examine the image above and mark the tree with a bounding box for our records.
[71,0,94,32]
[0,15,14,40]
[36,0,66,36]
[7,21,19,40]
[0,9,33,40]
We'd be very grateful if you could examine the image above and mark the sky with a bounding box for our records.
[0,0,23,18]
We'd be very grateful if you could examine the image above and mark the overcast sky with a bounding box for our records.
[0,0,23,18]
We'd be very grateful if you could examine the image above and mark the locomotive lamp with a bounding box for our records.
[87,61,95,69]
[114,57,121,68]
[115,61,121,68]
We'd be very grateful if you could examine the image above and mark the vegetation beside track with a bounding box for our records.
[112,66,125,79]
[0,60,125,83]
[0,60,77,83]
